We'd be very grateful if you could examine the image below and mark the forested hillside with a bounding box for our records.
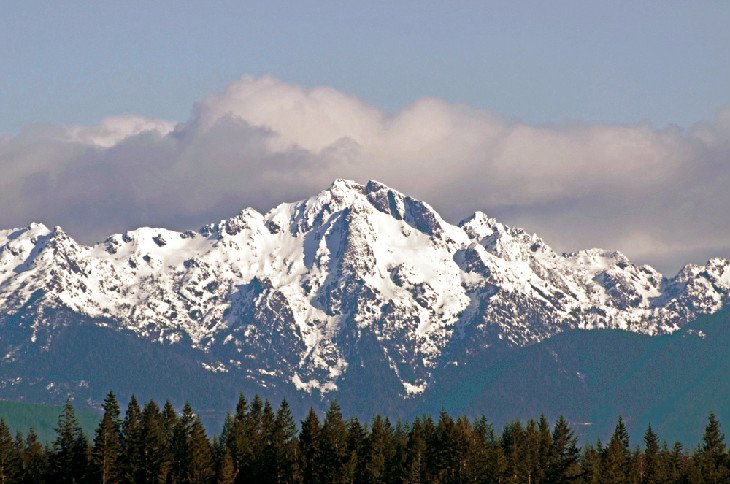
[0,393,728,483]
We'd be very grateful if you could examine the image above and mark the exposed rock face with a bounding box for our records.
[1,179,728,397]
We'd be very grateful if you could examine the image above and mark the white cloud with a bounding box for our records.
[1,75,728,274]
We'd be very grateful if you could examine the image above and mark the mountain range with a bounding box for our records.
[1,179,728,443]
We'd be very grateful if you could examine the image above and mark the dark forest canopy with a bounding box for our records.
[0,393,729,483]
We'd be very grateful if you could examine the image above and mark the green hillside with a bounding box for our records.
[0,400,99,442]
[421,309,730,445]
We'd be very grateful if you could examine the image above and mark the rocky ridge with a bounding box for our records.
[1,179,728,397]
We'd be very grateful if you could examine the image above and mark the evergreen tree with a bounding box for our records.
[271,399,299,484]
[235,394,262,482]
[523,418,541,483]
[21,428,48,483]
[0,419,20,484]
[501,419,527,483]
[664,441,686,483]
[173,402,213,484]
[452,415,476,483]
[299,408,321,484]
[258,400,276,481]
[537,414,553,482]
[642,424,664,484]
[433,410,459,482]
[92,391,122,484]
[345,417,367,484]
[581,441,602,484]
[217,445,236,484]
[139,400,169,483]
[602,416,630,484]
[49,397,89,483]
[320,401,349,484]
[388,420,409,484]
[120,394,142,483]
[547,415,580,482]
[364,415,391,483]
[699,412,728,483]
[228,392,248,481]
[404,417,426,484]
[160,399,178,483]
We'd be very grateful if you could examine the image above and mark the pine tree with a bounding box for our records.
[49,397,89,483]
[258,400,276,481]
[92,391,122,484]
[433,410,459,482]
[581,441,603,484]
[387,420,409,484]
[320,401,349,484]
[699,412,728,483]
[217,445,236,484]
[120,394,142,482]
[602,416,630,484]
[235,394,262,481]
[404,417,426,484]
[665,441,686,483]
[21,428,48,483]
[452,415,476,483]
[189,416,214,483]
[364,415,390,483]
[160,399,178,483]
[523,418,541,483]
[299,408,320,484]
[139,400,169,483]
[173,402,213,484]
[271,399,299,484]
[0,419,20,484]
[642,424,664,484]
[345,417,366,484]
[501,419,527,483]
[547,415,580,482]
[537,414,553,482]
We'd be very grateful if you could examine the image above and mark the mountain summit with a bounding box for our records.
[1,180,729,401]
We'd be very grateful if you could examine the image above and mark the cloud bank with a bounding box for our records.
[2,75,729,274]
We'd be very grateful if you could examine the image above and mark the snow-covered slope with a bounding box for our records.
[1,179,728,397]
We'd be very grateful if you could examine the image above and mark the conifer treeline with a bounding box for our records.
[0,391,728,483]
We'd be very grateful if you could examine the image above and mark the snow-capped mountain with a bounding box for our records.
[1,179,729,399]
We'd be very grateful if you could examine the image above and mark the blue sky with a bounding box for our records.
[1,1,730,274]
[2,1,729,133]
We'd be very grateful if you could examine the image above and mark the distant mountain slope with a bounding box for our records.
[422,309,730,445]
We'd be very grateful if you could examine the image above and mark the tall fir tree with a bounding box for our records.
[299,408,321,484]
[602,416,631,484]
[345,417,367,484]
[320,401,349,484]
[120,394,142,483]
[139,400,169,483]
[364,415,391,483]
[642,424,665,484]
[217,445,236,484]
[21,428,48,483]
[49,397,89,483]
[0,419,20,484]
[173,402,213,484]
[548,415,580,482]
[699,412,728,483]
[270,399,299,484]
[257,400,276,481]
[404,417,426,484]
[92,391,122,484]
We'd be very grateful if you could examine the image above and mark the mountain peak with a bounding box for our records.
[0,181,728,399]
